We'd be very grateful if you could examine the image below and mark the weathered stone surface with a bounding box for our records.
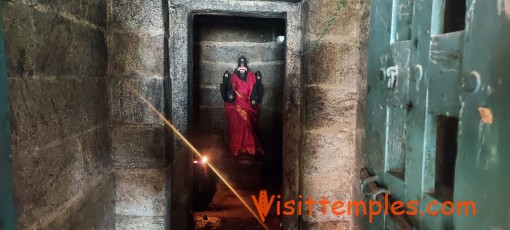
[196,86,283,109]
[305,86,357,130]
[13,126,110,229]
[115,215,165,230]
[306,0,361,39]
[108,77,164,125]
[302,130,355,175]
[109,0,164,32]
[79,125,112,174]
[6,1,112,229]
[108,33,164,76]
[45,175,115,230]
[194,15,285,43]
[4,3,107,78]
[115,169,166,216]
[38,0,107,27]
[197,61,285,86]
[165,9,193,229]
[14,140,78,228]
[301,171,353,222]
[107,0,167,229]
[9,78,108,152]
[305,41,360,85]
[301,0,368,228]
[197,43,285,62]
[111,124,166,169]
[262,45,285,61]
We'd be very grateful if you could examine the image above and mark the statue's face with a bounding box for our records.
[238,60,247,74]
[237,57,248,79]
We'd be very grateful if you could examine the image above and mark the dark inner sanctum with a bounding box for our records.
[191,15,285,228]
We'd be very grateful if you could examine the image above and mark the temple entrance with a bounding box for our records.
[190,15,285,229]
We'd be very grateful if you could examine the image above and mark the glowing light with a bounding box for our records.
[202,156,208,164]
[125,84,268,230]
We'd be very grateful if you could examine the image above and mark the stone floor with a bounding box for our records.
[193,153,281,230]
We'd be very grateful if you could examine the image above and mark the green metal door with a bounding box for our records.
[0,2,16,229]
[364,0,510,229]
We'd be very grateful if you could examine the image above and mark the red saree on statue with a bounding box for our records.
[224,70,262,155]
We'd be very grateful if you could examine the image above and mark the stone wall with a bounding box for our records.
[3,0,114,229]
[192,15,285,158]
[300,0,369,229]
[106,0,167,229]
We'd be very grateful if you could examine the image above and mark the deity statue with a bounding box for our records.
[220,56,264,156]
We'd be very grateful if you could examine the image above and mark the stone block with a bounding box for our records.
[14,140,78,228]
[108,33,164,76]
[33,24,106,78]
[305,41,359,85]
[301,171,353,222]
[111,124,166,169]
[13,127,110,228]
[306,0,361,38]
[302,130,355,175]
[115,169,166,216]
[37,0,107,27]
[4,3,107,78]
[196,61,284,86]
[9,78,108,152]
[261,45,285,61]
[109,0,164,31]
[79,125,112,176]
[194,16,284,43]
[66,176,115,229]
[108,77,164,125]
[197,43,285,62]
[197,43,258,62]
[305,86,357,130]
[3,3,35,77]
[45,176,115,230]
[115,215,165,230]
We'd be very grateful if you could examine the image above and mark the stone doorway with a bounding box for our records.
[168,2,303,229]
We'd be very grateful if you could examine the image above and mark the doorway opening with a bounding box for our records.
[190,15,285,229]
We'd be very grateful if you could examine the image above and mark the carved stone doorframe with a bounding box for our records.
[167,1,303,229]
